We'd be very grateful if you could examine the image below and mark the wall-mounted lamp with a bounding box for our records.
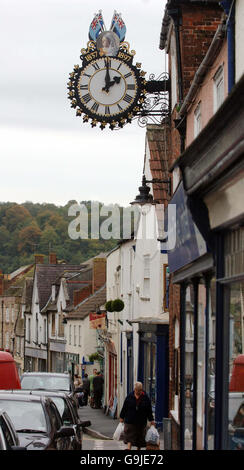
[130,174,171,206]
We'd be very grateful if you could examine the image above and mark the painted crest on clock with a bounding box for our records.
[67,10,147,130]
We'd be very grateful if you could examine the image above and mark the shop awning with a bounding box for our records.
[129,314,169,325]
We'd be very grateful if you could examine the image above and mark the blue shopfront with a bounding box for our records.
[135,321,169,430]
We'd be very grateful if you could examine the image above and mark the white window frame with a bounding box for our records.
[27,318,31,343]
[142,254,150,299]
[213,65,225,112]
[11,306,15,324]
[69,325,72,345]
[194,102,202,138]
[5,332,9,350]
[5,307,9,323]
[79,325,81,347]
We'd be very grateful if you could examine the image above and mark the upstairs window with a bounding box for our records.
[214,65,225,112]
[194,102,202,138]
[142,254,150,299]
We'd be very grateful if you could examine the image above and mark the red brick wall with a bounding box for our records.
[73,285,92,306]
[180,4,223,97]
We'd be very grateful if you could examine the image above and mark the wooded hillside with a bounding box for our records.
[0,201,131,273]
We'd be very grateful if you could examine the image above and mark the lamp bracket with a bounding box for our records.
[134,72,170,128]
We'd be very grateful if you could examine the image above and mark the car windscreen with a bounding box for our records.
[0,400,47,432]
[21,375,70,392]
[51,397,74,425]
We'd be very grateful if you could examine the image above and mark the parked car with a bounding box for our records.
[0,409,21,450]
[0,392,75,450]
[0,352,21,390]
[10,390,91,449]
[229,401,244,450]
[20,372,78,409]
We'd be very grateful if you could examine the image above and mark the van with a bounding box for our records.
[229,354,244,392]
[0,352,21,389]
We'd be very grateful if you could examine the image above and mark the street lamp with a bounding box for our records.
[130,174,171,206]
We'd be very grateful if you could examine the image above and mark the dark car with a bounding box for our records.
[0,392,75,450]
[229,401,244,450]
[10,390,91,450]
[20,372,78,409]
[0,409,21,450]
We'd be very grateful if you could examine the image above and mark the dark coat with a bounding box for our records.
[120,391,153,425]
[93,375,104,393]
[82,377,90,394]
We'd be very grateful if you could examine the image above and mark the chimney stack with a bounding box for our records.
[35,254,45,264]
[49,253,57,264]
[92,257,106,293]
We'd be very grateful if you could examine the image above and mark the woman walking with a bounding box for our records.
[119,382,155,450]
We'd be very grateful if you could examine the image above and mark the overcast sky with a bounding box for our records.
[0,0,167,207]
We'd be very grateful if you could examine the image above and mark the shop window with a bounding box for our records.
[207,277,216,450]
[227,281,244,450]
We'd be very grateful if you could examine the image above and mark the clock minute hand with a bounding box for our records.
[102,58,111,93]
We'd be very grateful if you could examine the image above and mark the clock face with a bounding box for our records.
[75,57,140,120]
[68,41,147,129]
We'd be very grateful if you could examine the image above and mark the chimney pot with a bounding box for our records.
[35,254,45,264]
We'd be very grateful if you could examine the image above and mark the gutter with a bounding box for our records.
[178,20,226,117]
[221,0,235,92]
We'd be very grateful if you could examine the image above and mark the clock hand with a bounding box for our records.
[102,58,111,93]
[113,76,121,84]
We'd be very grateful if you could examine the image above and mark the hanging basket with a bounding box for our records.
[105,300,114,312]
[112,299,125,312]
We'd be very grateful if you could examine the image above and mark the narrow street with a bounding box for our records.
[78,405,164,451]
[82,434,126,451]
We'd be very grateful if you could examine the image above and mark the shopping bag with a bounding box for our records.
[145,425,160,445]
[113,422,124,441]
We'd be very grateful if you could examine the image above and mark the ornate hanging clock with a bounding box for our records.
[67,11,147,130]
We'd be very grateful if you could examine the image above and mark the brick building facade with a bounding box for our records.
[159,0,224,448]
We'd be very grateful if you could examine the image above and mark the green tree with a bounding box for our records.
[17,224,42,254]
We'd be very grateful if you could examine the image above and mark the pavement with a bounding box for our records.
[78,405,119,440]
[78,405,164,449]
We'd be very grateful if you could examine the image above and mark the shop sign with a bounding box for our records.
[164,182,207,273]
[89,312,106,329]
[66,353,79,364]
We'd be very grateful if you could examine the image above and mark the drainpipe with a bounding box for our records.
[221,0,235,92]
[179,21,226,117]
[1,300,4,349]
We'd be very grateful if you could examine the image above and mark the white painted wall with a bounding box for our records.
[236,0,244,82]
[65,316,98,376]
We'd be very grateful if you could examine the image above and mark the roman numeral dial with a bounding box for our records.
[75,56,143,123]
